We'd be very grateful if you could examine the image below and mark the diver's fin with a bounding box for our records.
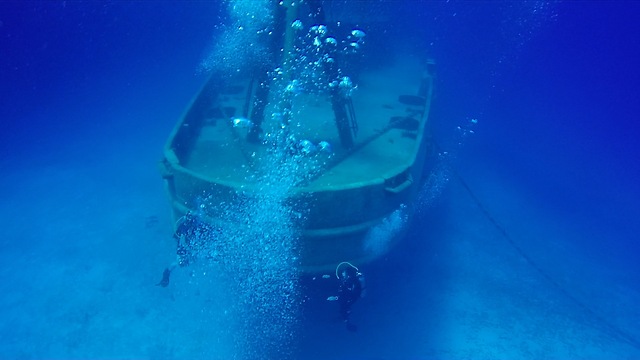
[156,268,171,287]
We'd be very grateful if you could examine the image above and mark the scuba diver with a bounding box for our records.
[335,262,366,332]
[156,212,217,287]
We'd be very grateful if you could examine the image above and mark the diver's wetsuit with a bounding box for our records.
[156,212,217,287]
[174,212,201,267]
[338,266,364,330]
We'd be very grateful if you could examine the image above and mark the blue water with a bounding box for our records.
[1,1,639,359]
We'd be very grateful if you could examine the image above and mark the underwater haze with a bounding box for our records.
[1,1,639,359]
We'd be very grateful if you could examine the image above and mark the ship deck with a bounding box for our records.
[183,58,431,191]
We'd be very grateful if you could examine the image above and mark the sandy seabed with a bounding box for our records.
[0,141,638,360]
